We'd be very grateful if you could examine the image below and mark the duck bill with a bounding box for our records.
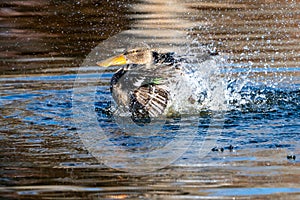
[96,54,127,67]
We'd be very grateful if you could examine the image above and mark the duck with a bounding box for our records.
[96,44,218,123]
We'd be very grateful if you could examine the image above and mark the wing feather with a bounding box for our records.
[130,85,169,119]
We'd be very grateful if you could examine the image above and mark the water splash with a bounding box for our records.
[94,31,299,117]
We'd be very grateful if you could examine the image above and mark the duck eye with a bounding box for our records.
[124,49,144,56]
[124,50,135,55]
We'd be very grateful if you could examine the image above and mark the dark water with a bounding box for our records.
[1,0,300,199]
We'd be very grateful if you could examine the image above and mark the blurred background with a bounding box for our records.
[0,0,299,199]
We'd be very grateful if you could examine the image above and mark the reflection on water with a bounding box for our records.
[0,0,132,74]
[1,0,300,199]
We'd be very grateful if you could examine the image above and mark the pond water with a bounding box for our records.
[1,0,299,199]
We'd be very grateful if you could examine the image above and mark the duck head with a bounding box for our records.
[96,47,153,68]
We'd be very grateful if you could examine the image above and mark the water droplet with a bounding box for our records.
[243,46,249,50]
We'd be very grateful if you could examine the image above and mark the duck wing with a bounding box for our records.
[130,84,169,123]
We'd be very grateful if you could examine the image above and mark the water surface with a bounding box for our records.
[1,0,299,199]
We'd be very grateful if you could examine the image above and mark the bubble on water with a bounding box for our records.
[72,30,229,173]
[73,18,300,171]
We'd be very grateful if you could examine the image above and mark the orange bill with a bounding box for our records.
[96,54,127,67]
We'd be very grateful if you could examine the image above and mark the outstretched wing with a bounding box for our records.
[130,84,169,122]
